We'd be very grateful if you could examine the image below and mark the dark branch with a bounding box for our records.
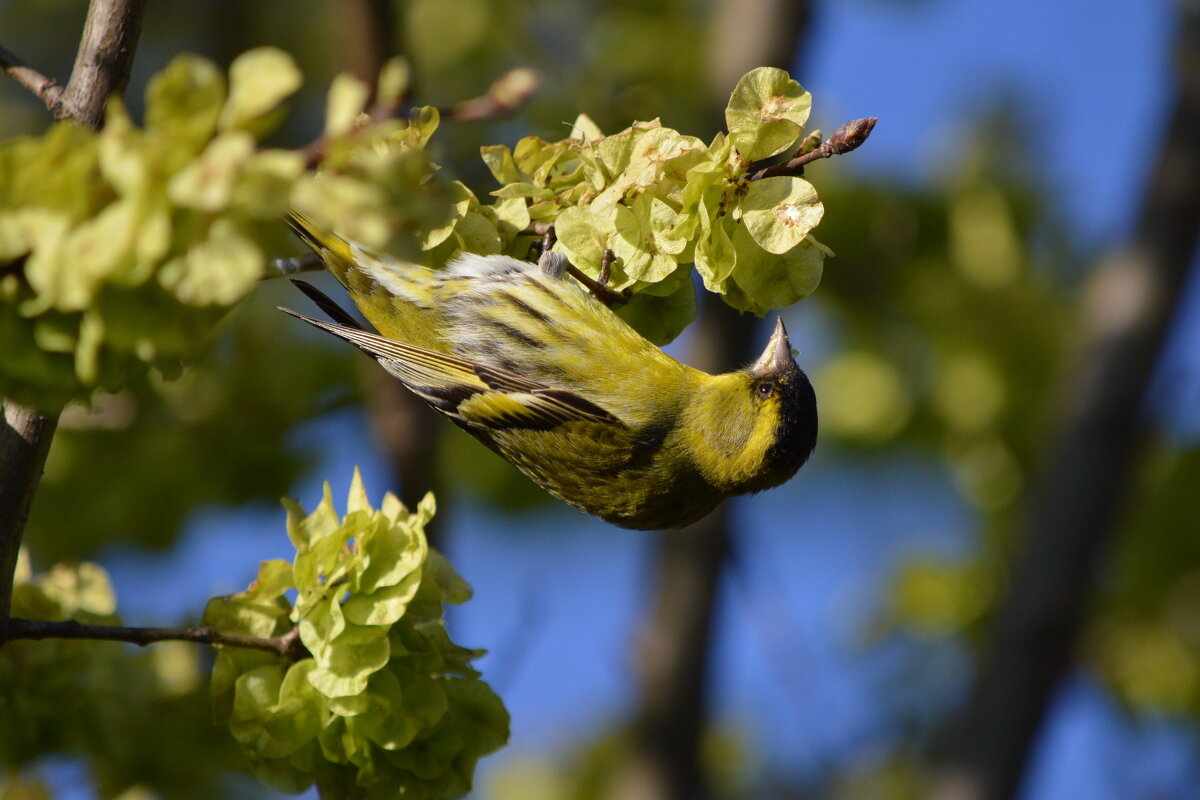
[746,117,877,182]
[528,224,629,307]
[3,0,150,649]
[0,404,57,644]
[338,0,400,104]
[267,252,324,279]
[565,263,630,307]
[0,44,63,110]
[7,618,310,660]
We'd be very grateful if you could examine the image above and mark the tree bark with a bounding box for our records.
[938,8,1200,800]
[56,0,148,128]
[0,403,57,643]
[0,0,148,643]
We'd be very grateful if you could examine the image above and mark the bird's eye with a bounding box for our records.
[756,381,774,398]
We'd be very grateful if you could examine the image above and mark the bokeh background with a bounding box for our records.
[3,0,1200,798]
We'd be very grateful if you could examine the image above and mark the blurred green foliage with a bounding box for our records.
[27,280,355,563]
[0,49,306,412]
[1088,447,1200,714]
[812,138,1200,787]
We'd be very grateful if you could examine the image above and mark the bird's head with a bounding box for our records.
[683,317,818,495]
[742,316,818,491]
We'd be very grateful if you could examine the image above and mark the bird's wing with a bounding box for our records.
[280,308,623,431]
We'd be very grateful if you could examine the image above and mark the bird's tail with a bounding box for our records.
[284,210,439,341]
[285,209,367,290]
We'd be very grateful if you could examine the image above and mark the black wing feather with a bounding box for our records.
[289,279,365,330]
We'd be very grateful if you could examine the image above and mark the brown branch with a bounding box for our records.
[55,0,148,129]
[0,403,57,644]
[2,0,149,648]
[746,116,877,182]
[528,225,629,306]
[565,263,630,307]
[0,44,63,110]
[7,618,310,660]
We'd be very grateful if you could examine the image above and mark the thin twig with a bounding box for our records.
[439,67,541,122]
[565,263,630,306]
[598,248,615,287]
[266,253,324,279]
[746,116,877,181]
[531,224,629,306]
[301,67,540,170]
[7,618,310,659]
[0,44,63,111]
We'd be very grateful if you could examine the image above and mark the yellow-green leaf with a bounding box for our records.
[739,175,823,254]
[728,224,823,313]
[158,217,262,305]
[220,47,302,133]
[232,149,305,218]
[724,66,811,161]
[324,72,370,138]
[376,57,411,110]
[145,53,225,149]
[553,205,615,275]
[167,131,256,213]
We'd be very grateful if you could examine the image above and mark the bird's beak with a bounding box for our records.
[750,317,795,376]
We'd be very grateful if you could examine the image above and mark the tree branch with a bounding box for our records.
[7,618,310,660]
[2,0,150,647]
[0,44,63,110]
[0,403,57,644]
[56,0,148,129]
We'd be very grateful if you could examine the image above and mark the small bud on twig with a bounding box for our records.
[827,117,877,156]
[746,116,878,181]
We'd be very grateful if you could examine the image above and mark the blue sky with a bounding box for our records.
[42,0,1200,798]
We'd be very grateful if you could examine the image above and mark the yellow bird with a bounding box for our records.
[282,211,817,530]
